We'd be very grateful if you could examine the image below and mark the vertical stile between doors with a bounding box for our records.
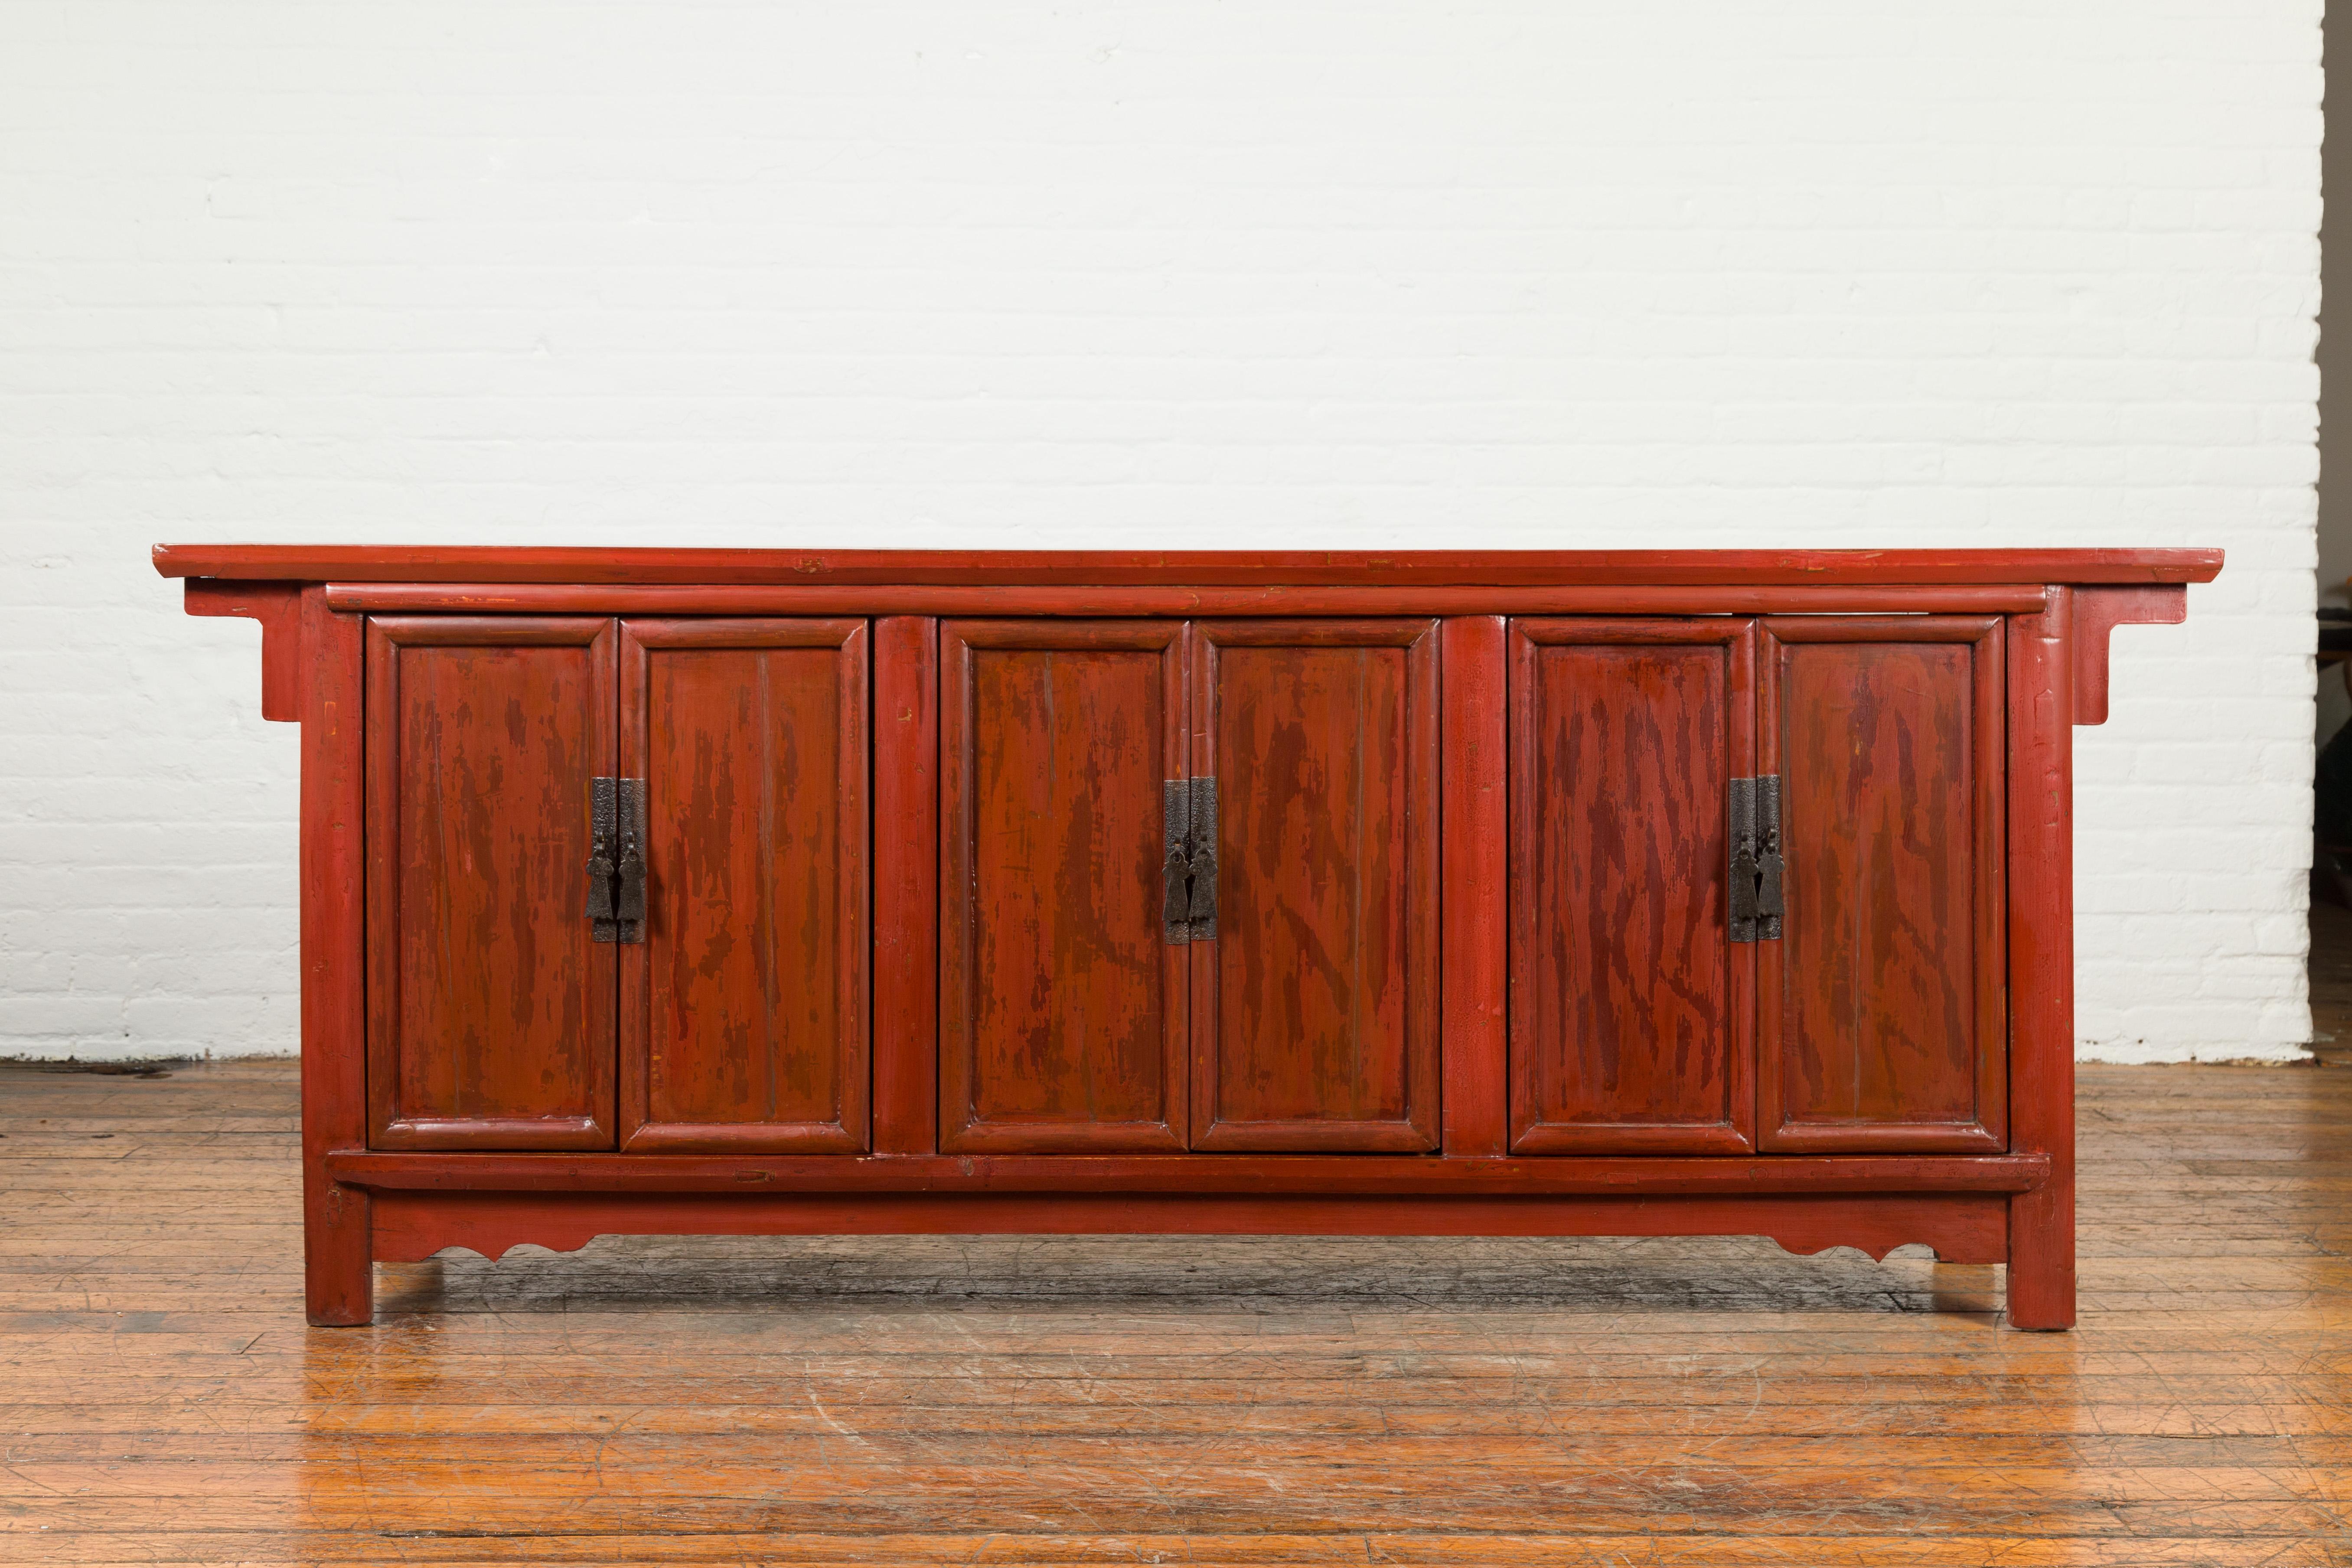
[872,615,941,1156]
[1438,615,1510,1157]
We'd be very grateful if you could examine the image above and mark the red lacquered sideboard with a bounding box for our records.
[155,544,2222,1328]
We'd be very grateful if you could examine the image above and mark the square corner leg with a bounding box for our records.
[2004,1184,2075,1331]
[306,1180,375,1327]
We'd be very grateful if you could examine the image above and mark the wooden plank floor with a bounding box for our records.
[2309,900,2352,1068]
[2,1061,2347,1566]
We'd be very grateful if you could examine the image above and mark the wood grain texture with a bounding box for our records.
[153,541,2226,585]
[1,1056,2340,1564]
[1439,616,1509,1157]
[1758,617,2007,1154]
[939,621,1189,1153]
[1190,620,1441,1152]
[363,616,618,1151]
[1509,619,1755,1155]
[872,616,941,1155]
[617,619,869,1154]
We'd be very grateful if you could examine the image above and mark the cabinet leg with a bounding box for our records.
[2004,1183,2075,1330]
[305,1179,374,1327]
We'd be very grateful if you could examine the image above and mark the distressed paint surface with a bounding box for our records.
[365,618,616,1149]
[1,1058,2343,1563]
[1510,620,1752,1154]
[623,620,868,1152]
[1193,622,1440,1152]
[1762,619,2006,1151]
[871,616,941,1156]
[940,622,1187,1152]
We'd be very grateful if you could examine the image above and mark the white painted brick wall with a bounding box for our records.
[0,1,2318,1063]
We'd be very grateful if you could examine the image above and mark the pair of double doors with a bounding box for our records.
[363,615,869,1153]
[363,611,1442,1157]
[940,618,1442,1154]
[1510,615,2009,1156]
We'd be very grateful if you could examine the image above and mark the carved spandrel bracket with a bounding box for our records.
[182,579,303,722]
[2071,583,2188,727]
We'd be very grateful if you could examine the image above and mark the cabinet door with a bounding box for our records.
[1190,620,1441,1152]
[1508,619,1755,1154]
[1758,616,2006,1152]
[618,619,869,1153]
[940,621,1189,1152]
[365,616,617,1150]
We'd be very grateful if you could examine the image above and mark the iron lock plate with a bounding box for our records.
[589,776,646,944]
[1163,776,1218,944]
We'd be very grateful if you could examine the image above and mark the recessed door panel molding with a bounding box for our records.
[1189,619,1442,1152]
[939,620,1190,1153]
[617,619,871,1154]
[1509,618,1757,1155]
[1758,616,2008,1153]
[364,616,619,1150]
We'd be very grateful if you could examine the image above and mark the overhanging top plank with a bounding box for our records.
[153,543,2225,589]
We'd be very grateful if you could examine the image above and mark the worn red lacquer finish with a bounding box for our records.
[1758,617,2007,1153]
[871,616,940,1157]
[1438,616,1509,1158]
[157,542,2219,587]
[297,589,372,1326]
[2005,590,2078,1329]
[368,1191,2013,1268]
[162,546,2217,1327]
[363,617,619,1151]
[320,582,2061,619]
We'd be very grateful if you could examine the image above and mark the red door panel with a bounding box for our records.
[364,616,618,1150]
[1758,616,2007,1152]
[618,619,869,1153]
[1190,620,1441,1152]
[1509,618,1755,1154]
[940,621,1189,1152]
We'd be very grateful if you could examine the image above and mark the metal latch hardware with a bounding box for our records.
[1162,777,1218,944]
[588,776,647,944]
[1728,774,1784,943]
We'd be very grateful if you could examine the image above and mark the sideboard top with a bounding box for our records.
[153,544,2223,589]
